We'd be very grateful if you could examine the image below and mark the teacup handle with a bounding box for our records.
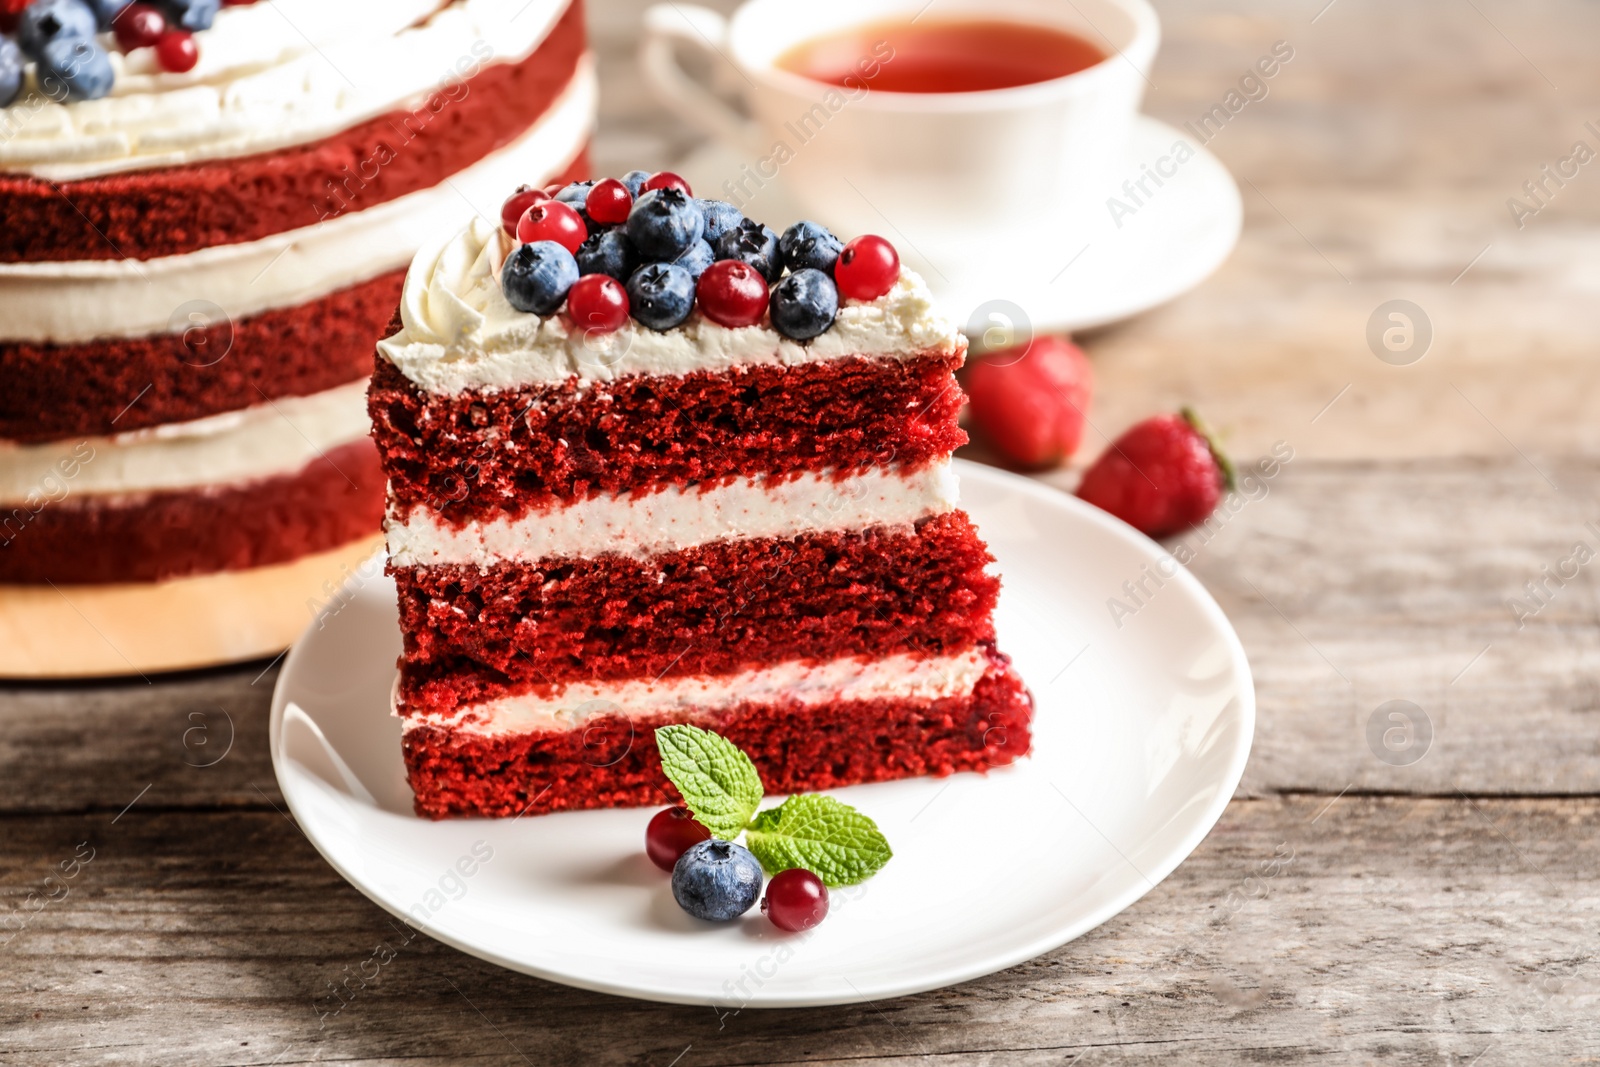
[640,4,764,154]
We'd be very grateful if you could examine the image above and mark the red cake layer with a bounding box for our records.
[0,438,383,584]
[1,271,399,443]
[371,351,966,521]
[403,655,1034,818]
[392,511,998,715]
[0,0,586,263]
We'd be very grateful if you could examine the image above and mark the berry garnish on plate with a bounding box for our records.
[696,259,768,328]
[835,234,900,301]
[964,336,1094,471]
[645,806,712,871]
[672,840,763,922]
[762,868,829,932]
[649,725,892,927]
[516,200,587,254]
[1076,408,1234,538]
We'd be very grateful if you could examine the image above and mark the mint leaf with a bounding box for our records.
[744,794,893,887]
[654,725,764,839]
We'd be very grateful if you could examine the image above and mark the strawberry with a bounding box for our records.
[963,336,1093,470]
[1076,409,1234,537]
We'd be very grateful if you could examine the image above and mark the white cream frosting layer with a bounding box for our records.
[385,461,959,567]
[377,216,962,395]
[0,63,594,345]
[0,381,369,504]
[401,648,990,737]
[0,0,571,180]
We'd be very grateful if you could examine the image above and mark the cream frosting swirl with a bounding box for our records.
[378,216,964,395]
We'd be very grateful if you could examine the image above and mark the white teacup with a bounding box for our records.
[640,0,1159,265]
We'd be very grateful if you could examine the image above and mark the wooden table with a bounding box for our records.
[5,0,1598,1061]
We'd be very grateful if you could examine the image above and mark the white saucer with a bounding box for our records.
[270,461,1254,1007]
[676,115,1242,339]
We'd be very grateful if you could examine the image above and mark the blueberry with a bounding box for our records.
[770,267,839,340]
[714,219,783,284]
[696,199,745,245]
[780,221,844,275]
[37,37,114,102]
[626,262,696,330]
[576,229,638,283]
[672,239,715,281]
[0,38,23,109]
[625,188,704,260]
[159,0,219,31]
[502,240,579,315]
[85,0,130,29]
[555,180,595,205]
[671,840,763,921]
[620,170,653,197]
[17,0,96,60]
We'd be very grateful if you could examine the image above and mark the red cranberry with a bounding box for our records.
[642,171,692,196]
[113,2,166,49]
[566,274,630,333]
[695,259,768,328]
[645,807,712,871]
[834,234,900,301]
[154,29,199,73]
[0,0,31,33]
[500,185,549,236]
[585,178,633,226]
[516,200,587,253]
[761,869,829,932]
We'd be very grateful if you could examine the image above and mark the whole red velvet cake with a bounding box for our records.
[0,0,593,675]
[371,174,1034,818]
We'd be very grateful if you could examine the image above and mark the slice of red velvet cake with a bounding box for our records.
[371,173,1034,818]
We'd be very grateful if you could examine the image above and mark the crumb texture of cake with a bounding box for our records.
[373,178,1034,817]
[0,0,595,648]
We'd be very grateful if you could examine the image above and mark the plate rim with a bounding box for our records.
[270,460,1256,1007]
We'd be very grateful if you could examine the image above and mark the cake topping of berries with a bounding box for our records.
[1076,408,1234,538]
[565,273,629,334]
[2,0,227,103]
[502,240,579,315]
[516,200,587,254]
[835,234,900,302]
[495,171,904,341]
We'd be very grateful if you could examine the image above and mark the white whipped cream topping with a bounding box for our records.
[0,381,369,503]
[385,461,959,567]
[377,217,962,395]
[0,0,569,180]
[400,648,990,736]
[0,65,593,344]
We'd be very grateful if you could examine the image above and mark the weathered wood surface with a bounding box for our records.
[5,0,1600,1062]
[3,797,1596,1066]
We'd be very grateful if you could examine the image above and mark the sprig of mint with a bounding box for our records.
[654,725,893,887]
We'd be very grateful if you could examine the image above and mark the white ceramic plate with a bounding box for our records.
[270,461,1254,1007]
[675,116,1243,339]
